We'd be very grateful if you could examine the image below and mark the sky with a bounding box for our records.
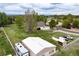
[0,3,79,15]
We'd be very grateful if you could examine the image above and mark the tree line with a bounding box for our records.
[62,14,79,29]
[1,10,79,33]
[0,12,15,27]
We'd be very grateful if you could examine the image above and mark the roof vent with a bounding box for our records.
[20,46,22,47]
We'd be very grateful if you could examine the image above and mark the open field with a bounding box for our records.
[0,29,14,56]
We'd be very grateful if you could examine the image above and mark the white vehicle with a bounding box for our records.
[15,42,29,56]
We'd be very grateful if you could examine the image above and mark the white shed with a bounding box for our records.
[40,26,50,30]
[22,37,56,56]
[52,37,66,47]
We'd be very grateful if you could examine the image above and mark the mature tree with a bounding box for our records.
[0,12,8,27]
[24,9,37,33]
[49,19,56,29]
[8,16,15,24]
[67,14,73,23]
[35,15,47,23]
[15,16,24,29]
[62,14,74,29]
[62,19,71,29]
[62,14,73,22]
[73,19,79,28]
[0,12,15,27]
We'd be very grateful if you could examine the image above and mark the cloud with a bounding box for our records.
[0,3,79,15]
[4,4,23,11]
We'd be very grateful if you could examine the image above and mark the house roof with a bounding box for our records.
[22,37,56,54]
[15,42,28,54]
[37,21,45,27]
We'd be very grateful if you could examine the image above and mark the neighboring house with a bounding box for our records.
[37,21,46,27]
[46,17,52,26]
[15,37,56,56]
[56,22,62,30]
[46,17,57,26]
[37,21,50,30]
[56,22,62,27]
[52,37,67,47]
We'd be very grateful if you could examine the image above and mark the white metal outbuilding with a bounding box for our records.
[22,37,56,56]
[40,26,50,30]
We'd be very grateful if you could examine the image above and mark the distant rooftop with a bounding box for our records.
[37,21,45,27]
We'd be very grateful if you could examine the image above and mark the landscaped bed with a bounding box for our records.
[0,30,14,56]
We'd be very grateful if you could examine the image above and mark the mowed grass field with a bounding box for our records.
[0,30,14,56]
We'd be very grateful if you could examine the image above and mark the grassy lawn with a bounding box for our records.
[0,30,14,56]
[4,24,79,56]
[4,24,79,45]
[4,24,58,45]
[55,44,79,56]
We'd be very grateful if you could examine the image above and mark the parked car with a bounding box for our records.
[62,35,73,41]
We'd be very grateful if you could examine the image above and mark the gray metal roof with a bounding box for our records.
[37,21,45,27]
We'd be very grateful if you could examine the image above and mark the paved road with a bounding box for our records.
[1,27,17,55]
[54,30,79,36]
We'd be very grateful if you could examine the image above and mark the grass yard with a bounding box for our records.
[55,47,79,56]
[0,30,14,56]
[55,43,79,56]
[4,24,79,45]
[4,24,58,45]
[4,24,79,56]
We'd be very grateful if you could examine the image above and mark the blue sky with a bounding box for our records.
[0,3,79,15]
